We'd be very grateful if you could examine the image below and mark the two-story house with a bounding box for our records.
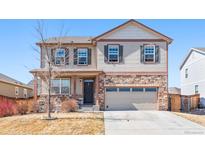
[30,19,172,111]
[180,48,205,107]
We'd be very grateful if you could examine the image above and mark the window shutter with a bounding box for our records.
[104,45,108,63]
[88,48,91,65]
[73,48,78,65]
[50,49,55,64]
[119,45,123,63]
[140,45,144,63]
[155,46,160,63]
[65,48,69,65]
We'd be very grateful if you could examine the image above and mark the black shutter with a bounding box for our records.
[119,45,123,63]
[50,48,55,64]
[140,45,144,63]
[88,48,91,65]
[65,48,69,65]
[155,46,160,63]
[73,48,78,65]
[104,45,108,63]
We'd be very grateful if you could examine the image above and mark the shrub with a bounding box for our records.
[0,101,18,117]
[61,99,78,112]
[17,101,29,115]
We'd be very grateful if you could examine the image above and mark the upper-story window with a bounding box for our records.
[77,48,88,65]
[195,85,199,94]
[55,49,65,65]
[185,68,188,78]
[144,45,155,63]
[15,87,19,96]
[108,45,120,63]
[23,89,28,98]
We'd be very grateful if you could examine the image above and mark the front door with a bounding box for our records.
[83,79,94,104]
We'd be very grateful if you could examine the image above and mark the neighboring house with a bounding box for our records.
[168,87,181,95]
[30,19,172,111]
[27,79,41,96]
[180,48,205,107]
[0,73,33,98]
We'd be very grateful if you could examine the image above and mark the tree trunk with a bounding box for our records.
[48,64,52,118]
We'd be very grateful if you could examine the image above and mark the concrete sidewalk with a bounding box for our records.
[104,111,205,135]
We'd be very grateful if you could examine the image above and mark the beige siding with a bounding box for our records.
[97,41,167,72]
[71,77,83,96]
[103,24,159,39]
[41,45,97,70]
[0,81,33,98]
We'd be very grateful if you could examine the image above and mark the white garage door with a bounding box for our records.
[105,87,157,111]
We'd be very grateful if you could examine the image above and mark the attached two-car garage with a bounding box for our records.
[105,87,158,111]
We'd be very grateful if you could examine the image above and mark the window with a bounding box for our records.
[61,79,70,94]
[77,48,88,65]
[55,49,65,65]
[132,88,144,92]
[108,45,119,63]
[185,68,188,78]
[145,88,157,92]
[106,88,118,92]
[23,89,27,98]
[195,85,199,94]
[144,45,155,62]
[15,87,19,96]
[51,79,70,95]
[119,88,131,92]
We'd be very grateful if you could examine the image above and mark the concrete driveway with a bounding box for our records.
[104,111,205,135]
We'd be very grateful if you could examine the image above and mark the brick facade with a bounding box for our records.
[98,73,168,110]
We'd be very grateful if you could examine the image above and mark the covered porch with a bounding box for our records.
[30,69,103,109]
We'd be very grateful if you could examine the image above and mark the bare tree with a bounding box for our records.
[33,20,69,119]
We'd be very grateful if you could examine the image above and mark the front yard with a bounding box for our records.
[175,112,205,127]
[0,112,104,135]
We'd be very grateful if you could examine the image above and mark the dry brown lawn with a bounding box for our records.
[0,112,104,135]
[175,112,205,127]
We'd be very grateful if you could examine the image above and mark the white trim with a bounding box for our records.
[143,44,155,63]
[108,44,120,63]
[51,78,71,95]
[77,48,88,65]
[55,48,66,65]
[180,48,205,70]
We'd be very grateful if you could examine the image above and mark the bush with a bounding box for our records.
[61,99,78,112]
[16,99,38,114]
[0,101,18,117]
[17,101,29,115]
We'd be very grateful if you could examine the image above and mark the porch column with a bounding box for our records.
[73,76,77,99]
[95,75,99,106]
[33,73,38,104]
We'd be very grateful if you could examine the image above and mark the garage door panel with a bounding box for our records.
[105,90,157,111]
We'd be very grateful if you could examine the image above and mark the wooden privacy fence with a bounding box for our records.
[168,94,200,112]
[0,95,16,104]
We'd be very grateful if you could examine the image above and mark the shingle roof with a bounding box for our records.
[0,73,32,89]
[194,48,205,52]
[38,36,93,44]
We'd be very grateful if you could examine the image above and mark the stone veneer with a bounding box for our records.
[97,73,168,111]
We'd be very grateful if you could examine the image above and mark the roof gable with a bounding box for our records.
[180,48,205,70]
[93,19,172,43]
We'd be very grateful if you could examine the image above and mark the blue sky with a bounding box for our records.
[0,19,205,87]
